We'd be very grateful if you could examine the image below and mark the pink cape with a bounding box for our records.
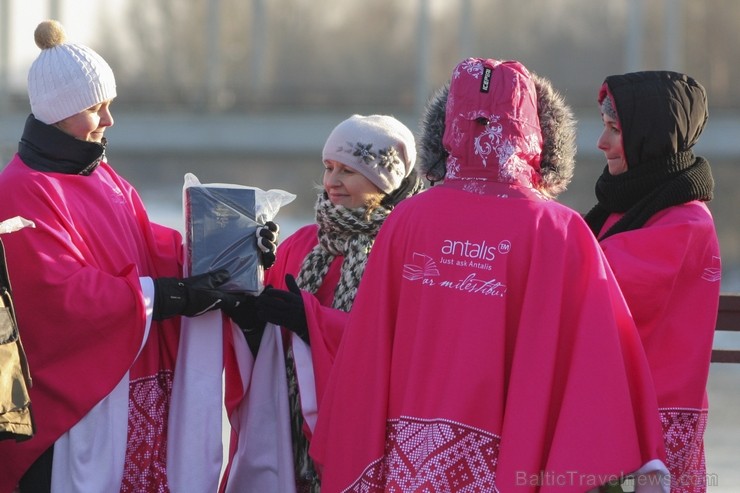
[0,156,182,492]
[310,183,667,492]
[599,202,721,492]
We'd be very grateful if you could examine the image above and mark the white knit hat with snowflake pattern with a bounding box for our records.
[322,114,416,193]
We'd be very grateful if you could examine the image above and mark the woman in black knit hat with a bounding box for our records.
[584,70,721,493]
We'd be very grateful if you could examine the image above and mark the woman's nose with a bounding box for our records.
[325,171,340,187]
[596,130,608,151]
[101,108,114,127]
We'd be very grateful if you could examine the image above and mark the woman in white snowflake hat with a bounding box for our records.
[220,114,423,492]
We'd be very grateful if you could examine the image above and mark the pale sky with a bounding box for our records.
[5,0,125,89]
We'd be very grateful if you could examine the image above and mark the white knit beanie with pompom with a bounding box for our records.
[27,20,117,124]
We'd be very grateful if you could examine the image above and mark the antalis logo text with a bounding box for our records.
[441,239,497,261]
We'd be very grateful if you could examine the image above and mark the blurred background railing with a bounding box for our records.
[2,1,739,489]
[2,0,740,114]
[4,0,740,289]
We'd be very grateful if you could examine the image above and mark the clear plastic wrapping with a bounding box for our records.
[183,173,295,294]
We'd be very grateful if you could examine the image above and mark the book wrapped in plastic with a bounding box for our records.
[183,173,295,294]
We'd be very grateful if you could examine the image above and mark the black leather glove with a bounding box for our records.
[257,221,279,269]
[152,269,246,321]
[255,274,309,344]
[223,296,267,357]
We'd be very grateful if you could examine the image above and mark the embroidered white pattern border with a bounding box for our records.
[120,371,174,493]
[659,407,708,493]
[344,416,501,493]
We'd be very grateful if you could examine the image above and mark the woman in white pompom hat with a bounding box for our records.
[0,20,268,493]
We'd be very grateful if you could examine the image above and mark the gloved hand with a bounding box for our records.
[255,274,309,344]
[153,269,246,321]
[257,221,279,269]
[223,296,267,357]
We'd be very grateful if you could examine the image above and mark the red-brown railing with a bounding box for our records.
[712,294,740,363]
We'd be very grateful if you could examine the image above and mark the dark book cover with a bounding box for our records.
[186,186,261,293]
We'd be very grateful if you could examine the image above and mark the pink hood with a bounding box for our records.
[443,58,543,187]
[419,57,577,198]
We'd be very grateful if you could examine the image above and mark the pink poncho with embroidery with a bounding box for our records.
[310,58,668,493]
[0,156,182,492]
[598,203,721,492]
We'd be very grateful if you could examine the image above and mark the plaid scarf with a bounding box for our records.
[288,193,391,491]
[296,193,391,312]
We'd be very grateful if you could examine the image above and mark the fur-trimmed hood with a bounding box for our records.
[417,59,576,198]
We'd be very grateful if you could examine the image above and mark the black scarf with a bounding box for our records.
[584,150,714,240]
[17,114,106,176]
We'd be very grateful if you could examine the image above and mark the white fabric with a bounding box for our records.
[633,459,671,493]
[225,324,296,493]
[49,278,152,492]
[51,372,130,493]
[291,335,318,434]
[166,310,225,493]
[141,276,156,327]
[0,216,35,234]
